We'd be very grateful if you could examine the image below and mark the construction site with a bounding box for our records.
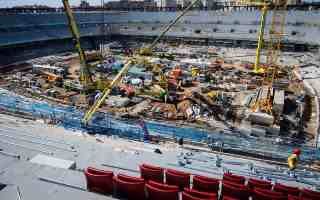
[0,0,320,199]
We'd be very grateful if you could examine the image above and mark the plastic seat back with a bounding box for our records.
[193,175,220,193]
[223,173,245,185]
[288,195,299,200]
[148,180,179,190]
[146,183,179,200]
[253,188,287,200]
[184,187,217,199]
[84,167,114,195]
[223,196,241,200]
[142,163,163,170]
[223,180,246,189]
[140,164,164,183]
[166,169,191,190]
[274,183,300,196]
[113,175,146,200]
[118,173,144,183]
[222,182,250,200]
[247,178,272,190]
[300,188,320,200]
[182,192,217,200]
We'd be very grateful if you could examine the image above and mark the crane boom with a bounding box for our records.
[62,0,93,88]
[140,0,201,55]
[150,0,200,49]
[82,60,132,123]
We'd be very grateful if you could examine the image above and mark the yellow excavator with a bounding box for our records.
[82,0,202,124]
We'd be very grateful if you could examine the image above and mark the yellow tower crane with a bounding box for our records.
[250,0,289,113]
[82,0,201,124]
[239,0,270,74]
[62,0,93,91]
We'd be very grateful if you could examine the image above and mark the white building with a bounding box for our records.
[160,0,177,7]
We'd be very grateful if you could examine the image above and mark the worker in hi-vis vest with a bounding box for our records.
[288,148,301,170]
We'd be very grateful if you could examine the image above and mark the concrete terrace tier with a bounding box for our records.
[0,113,319,200]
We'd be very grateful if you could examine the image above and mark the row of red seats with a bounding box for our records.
[84,164,320,200]
[140,163,320,200]
[221,173,320,200]
[84,166,218,200]
[140,163,220,193]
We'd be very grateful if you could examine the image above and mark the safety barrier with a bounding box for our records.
[0,88,319,162]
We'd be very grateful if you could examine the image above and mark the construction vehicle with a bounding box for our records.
[82,0,202,124]
[191,66,200,78]
[62,0,94,92]
[41,71,62,83]
[207,91,218,99]
[158,52,175,60]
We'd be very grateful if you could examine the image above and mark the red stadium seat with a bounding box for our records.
[140,164,164,183]
[273,183,300,196]
[166,169,191,190]
[148,180,179,191]
[84,167,114,195]
[146,183,179,200]
[288,195,299,200]
[247,178,272,190]
[117,173,144,183]
[223,180,246,189]
[223,173,246,185]
[300,188,320,200]
[222,182,250,200]
[182,191,217,200]
[193,175,220,193]
[223,196,241,200]
[184,187,217,199]
[253,188,287,200]
[288,195,313,200]
[113,174,146,200]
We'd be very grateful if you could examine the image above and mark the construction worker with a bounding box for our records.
[288,148,301,171]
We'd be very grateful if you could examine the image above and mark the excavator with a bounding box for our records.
[82,0,202,124]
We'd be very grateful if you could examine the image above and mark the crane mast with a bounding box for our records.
[243,0,288,113]
[62,0,93,90]
[239,0,270,74]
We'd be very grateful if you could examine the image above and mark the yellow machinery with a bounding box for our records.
[239,0,270,74]
[207,91,218,99]
[82,0,201,124]
[62,0,93,90]
[249,0,288,113]
[153,64,168,90]
[191,66,200,78]
[83,59,133,123]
